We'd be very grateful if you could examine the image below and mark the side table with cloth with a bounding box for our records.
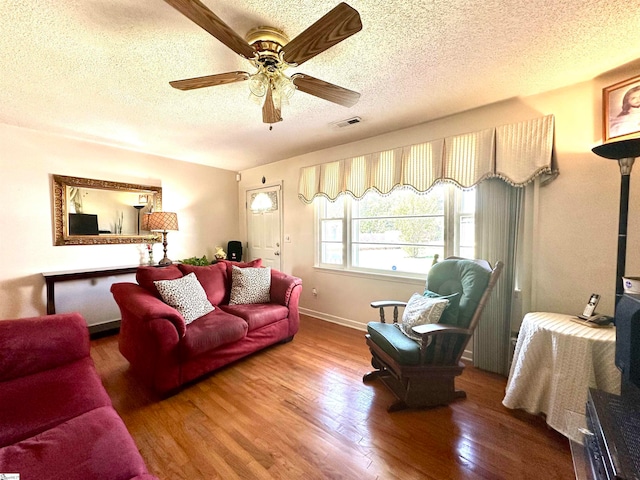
[502,312,620,437]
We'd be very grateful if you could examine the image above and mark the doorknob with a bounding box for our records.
[276,242,280,247]
[274,251,280,256]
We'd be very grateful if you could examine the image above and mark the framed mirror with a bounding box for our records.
[52,174,163,245]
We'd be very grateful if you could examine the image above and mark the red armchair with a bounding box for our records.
[0,312,157,480]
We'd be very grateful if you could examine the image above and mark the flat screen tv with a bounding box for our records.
[615,293,640,395]
[68,213,99,235]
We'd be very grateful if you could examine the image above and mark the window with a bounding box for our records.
[317,184,476,276]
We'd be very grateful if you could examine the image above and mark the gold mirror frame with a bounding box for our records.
[53,174,162,245]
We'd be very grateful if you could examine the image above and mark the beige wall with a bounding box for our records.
[238,69,640,331]
[3,63,639,333]
[0,124,239,321]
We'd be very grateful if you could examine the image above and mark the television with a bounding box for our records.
[615,293,640,395]
[68,213,99,235]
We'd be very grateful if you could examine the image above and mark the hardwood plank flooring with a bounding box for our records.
[90,315,574,479]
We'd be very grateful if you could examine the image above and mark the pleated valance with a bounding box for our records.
[298,115,556,203]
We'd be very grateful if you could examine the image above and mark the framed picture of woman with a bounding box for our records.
[604,74,640,141]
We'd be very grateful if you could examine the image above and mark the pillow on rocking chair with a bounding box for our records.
[423,290,460,325]
[398,293,449,342]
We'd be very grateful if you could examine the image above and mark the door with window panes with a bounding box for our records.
[247,186,281,270]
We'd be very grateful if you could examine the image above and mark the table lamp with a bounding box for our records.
[148,212,179,266]
[592,137,640,311]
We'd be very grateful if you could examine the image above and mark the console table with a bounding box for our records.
[503,312,620,437]
[43,265,140,333]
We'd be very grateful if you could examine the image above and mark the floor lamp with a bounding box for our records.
[592,138,640,312]
[133,205,144,235]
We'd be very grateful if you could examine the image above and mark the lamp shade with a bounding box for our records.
[592,138,640,160]
[148,212,179,232]
[591,137,640,313]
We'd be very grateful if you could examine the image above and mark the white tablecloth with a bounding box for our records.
[502,312,620,437]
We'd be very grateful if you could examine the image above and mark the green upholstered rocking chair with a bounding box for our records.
[363,257,503,411]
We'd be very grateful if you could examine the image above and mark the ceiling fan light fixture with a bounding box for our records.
[249,72,268,97]
[249,91,265,106]
[273,75,296,100]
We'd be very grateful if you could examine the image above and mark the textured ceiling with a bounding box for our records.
[2,1,640,171]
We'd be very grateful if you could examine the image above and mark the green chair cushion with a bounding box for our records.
[424,259,490,327]
[367,322,421,365]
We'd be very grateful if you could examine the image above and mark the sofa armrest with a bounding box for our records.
[111,283,187,338]
[270,270,302,307]
[0,312,89,382]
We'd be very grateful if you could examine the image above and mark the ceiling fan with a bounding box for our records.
[163,0,363,124]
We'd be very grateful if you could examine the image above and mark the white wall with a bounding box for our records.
[3,63,639,332]
[0,124,239,321]
[238,67,640,331]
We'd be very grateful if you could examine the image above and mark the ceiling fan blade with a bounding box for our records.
[281,2,362,66]
[169,71,250,90]
[163,0,255,59]
[291,74,360,107]
[263,88,283,124]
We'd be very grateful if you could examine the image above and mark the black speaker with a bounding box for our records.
[227,241,242,262]
[615,294,640,389]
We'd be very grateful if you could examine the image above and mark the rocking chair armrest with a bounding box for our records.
[370,300,407,309]
[411,323,472,337]
[370,300,407,324]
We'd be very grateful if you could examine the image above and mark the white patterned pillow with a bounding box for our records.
[154,272,215,324]
[398,293,449,341]
[229,266,271,305]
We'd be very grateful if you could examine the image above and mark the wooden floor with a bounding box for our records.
[90,314,574,480]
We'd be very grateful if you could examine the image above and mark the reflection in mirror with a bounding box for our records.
[53,175,162,245]
[67,188,153,235]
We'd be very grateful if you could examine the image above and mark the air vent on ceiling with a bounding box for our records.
[331,116,362,128]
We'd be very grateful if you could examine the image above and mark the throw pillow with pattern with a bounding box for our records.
[398,293,449,341]
[154,272,215,324]
[423,290,461,325]
[229,266,271,305]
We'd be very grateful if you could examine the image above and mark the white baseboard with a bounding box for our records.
[300,307,475,363]
[299,307,367,331]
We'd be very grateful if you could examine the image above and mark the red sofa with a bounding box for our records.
[110,260,302,393]
[0,312,157,480]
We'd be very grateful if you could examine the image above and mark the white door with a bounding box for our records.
[246,185,282,270]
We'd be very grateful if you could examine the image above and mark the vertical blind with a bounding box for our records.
[298,115,556,203]
[473,179,523,375]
